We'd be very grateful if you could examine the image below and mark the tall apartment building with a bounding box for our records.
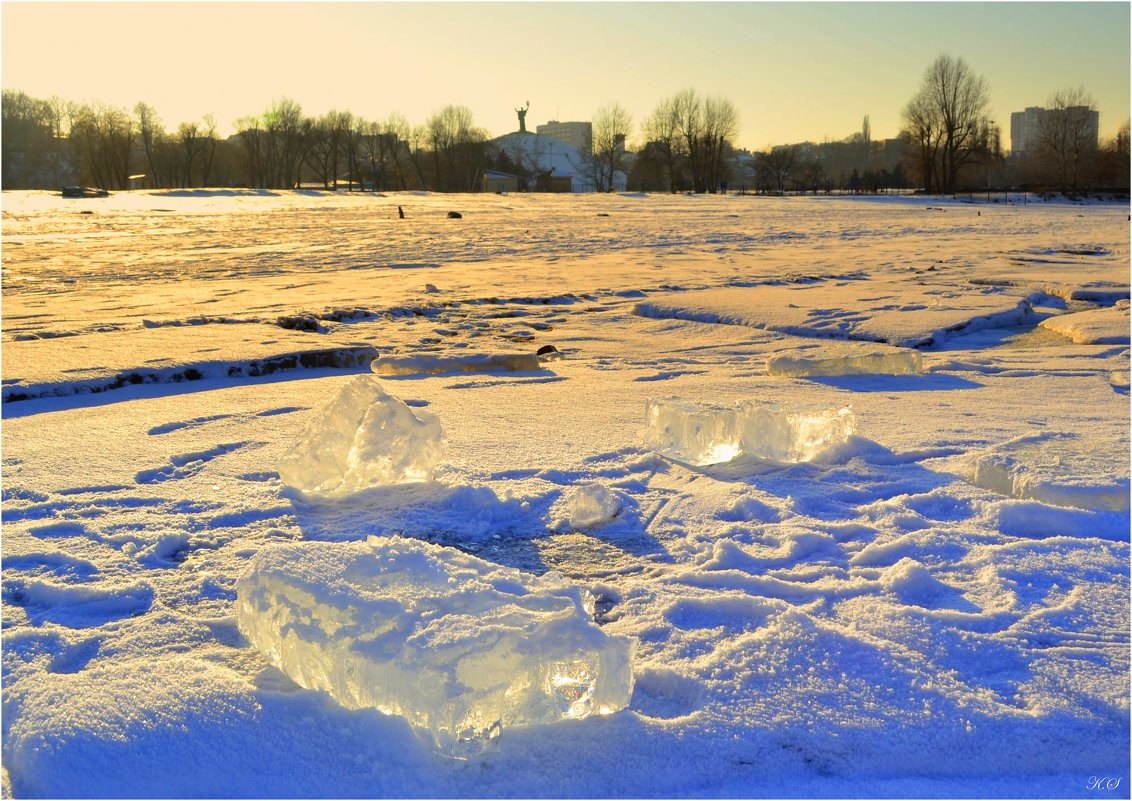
[1011,105,1099,155]
[535,120,593,153]
[1010,107,1045,155]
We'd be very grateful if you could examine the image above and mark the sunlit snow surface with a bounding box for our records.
[2,190,1129,799]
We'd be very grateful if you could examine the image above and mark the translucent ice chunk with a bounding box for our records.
[553,483,623,530]
[738,402,856,462]
[643,397,742,467]
[277,376,444,495]
[235,536,634,758]
[966,432,1129,512]
[766,344,923,377]
[371,351,540,376]
[644,396,855,466]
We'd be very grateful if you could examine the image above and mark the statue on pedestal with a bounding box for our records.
[515,101,529,133]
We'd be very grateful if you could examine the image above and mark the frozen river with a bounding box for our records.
[2,190,1129,798]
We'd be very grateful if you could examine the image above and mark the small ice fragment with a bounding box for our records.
[966,432,1129,511]
[235,536,635,758]
[553,484,623,530]
[371,351,540,376]
[766,343,923,376]
[644,396,854,466]
[277,375,444,495]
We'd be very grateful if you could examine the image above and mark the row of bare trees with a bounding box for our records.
[4,73,1125,194]
[900,54,1128,193]
[0,92,484,192]
[640,89,740,193]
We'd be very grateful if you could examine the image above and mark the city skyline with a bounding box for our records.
[3,1,1129,150]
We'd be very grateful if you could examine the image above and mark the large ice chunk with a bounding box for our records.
[766,343,923,377]
[235,536,635,758]
[643,397,742,466]
[371,351,540,376]
[644,396,855,466]
[738,402,856,462]
[277,376,444,495]
[966,432,1129,512]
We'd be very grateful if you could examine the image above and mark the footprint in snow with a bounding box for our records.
[135,442,251,484]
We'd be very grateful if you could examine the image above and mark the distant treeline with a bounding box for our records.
[3,56,1128,194]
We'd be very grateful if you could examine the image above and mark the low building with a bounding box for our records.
[535,171,572,193]
[481,169,519,193]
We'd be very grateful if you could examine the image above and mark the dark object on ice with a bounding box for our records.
[398,206,405,219]
[276,314,322,332]
[62,186,109,198]
[447,211,462,219]
[597,213,610,217]
[537,345,558,356]
[79,210,94,215]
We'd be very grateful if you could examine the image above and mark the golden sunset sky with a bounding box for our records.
[3,1,1129,149]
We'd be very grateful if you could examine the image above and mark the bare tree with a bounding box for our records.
[1094,119,1130,189]
[305,110,354,189]
[1037,87,1098,191]
[901,54,991,193]
[699,95,739,192]
[71,102,135,189]
[756,146,798,194]
[643,96,684,192]
[669,89,739,193]
[586,103,632,192]
[177,121,204,188]
[134,102,166,188]
[199,114,219,187]
[3,90,77,188]
[236,98,314,188]
[424,105,487,192]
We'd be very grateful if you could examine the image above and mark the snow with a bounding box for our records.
[633,281,1040,348]
[2,323,376,402]
[2,190,1129,798]
[964,431,1129,512]
[1039,300,1131,344]
[236,535,634,758]
[276,376,444,496]
[644,396,855,465]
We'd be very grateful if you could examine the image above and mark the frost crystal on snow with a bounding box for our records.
[277,376,444,495]
[644,396,855,466]
[371,351,540,376]
[766,343,924,377]
[235,537,635,758]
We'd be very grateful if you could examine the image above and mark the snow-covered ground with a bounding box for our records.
[2,189,1129,799]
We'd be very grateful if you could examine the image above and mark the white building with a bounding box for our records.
[535,121,593,153]
[1011,105,1099,156]
[489,132,627,193]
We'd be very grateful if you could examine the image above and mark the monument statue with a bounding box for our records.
[515,101,529,133]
